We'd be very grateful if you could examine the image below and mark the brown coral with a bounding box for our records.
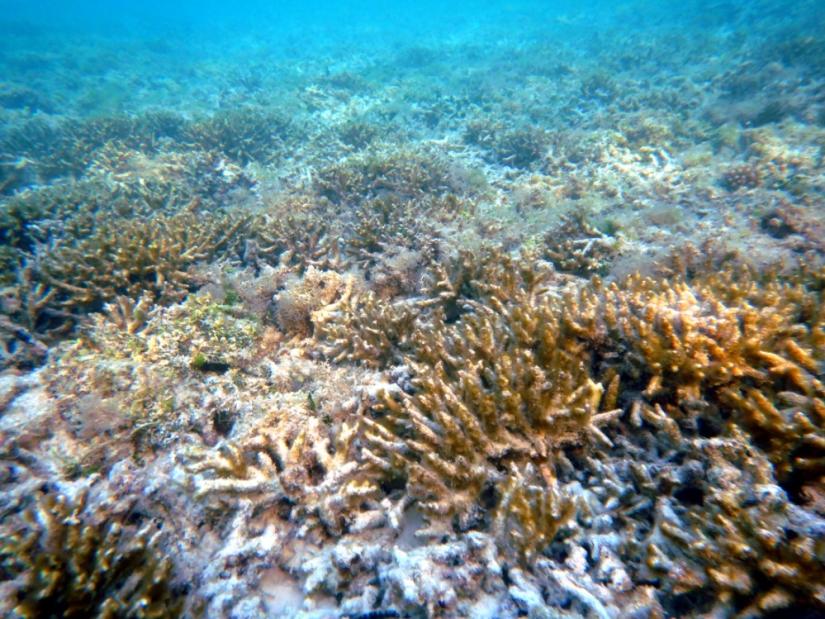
[314,291,424,368]
[0,488,183,618]
[563,263,825,500]
[35,208,251,316]
[542,213,619,277]
[360,267,619,541]
[643,434,825,615]
[722,163,762,190]
[185,416,380,536]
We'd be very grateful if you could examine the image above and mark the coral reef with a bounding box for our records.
[315,291,424,369]
[274,267,352,337]
[722,163,762,191]
[3,6,825,615]
[183,108,292,164]
[315,148,455,206]
[0,487,182,618]
[184,416,380,537]
[359,263,620,545]
[36,208,250,315]
[542,213,620,277]
[642,433,825,616]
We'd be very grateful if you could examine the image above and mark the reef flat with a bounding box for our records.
[1,2,824,617]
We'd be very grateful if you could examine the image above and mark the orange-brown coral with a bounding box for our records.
[563,262,825,494]
[643,433,825,615]
[36,209,251,316]
[0,487,182,618]
[360,266,620,542]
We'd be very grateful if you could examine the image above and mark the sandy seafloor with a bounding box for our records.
[1,1,825,617]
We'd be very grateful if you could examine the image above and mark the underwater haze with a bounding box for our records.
[1,1,825,618]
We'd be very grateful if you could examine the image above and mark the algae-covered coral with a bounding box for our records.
[2,1,825,616]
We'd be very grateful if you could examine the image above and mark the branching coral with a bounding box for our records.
[360,270,619,544]
[494,464,576,564]
[0,113,187,187]
[345,195,441,271]
[643,433,825,616]
[315,148,454,205]
[563,265,825,491]
[0,267,63,368]
[464,119,549,168]
[314,291,425,369]
[182,107,292,164]
[185,417,380,536]
[0,149,253,282]
[420,247,555,322]
[542,213,619,277]
[274,267,353,337]
[251,206,341,273]
[35,209,251,316]
[0,488,182,618]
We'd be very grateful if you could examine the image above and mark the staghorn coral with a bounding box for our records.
[315,291,425,369]
[563,262,825,498]
[183,107,291,164]
[315,148,454,206]
[35,208,251,316]
[251,203,341,274]
[345,195,438,271]
[493,464,576,565]
[0,267,64,368]
[542,213,620,277]
[0,487,182,618]
[360,267,620,541]
[642,432,825,616]
[0,149,252,278]
[464,118,549,169]
[184,416,380,536]
[420,247,556,323]
[0,112,187,188]
[274,267,353,337]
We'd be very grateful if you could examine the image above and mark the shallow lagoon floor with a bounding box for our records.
[1,2,824,617]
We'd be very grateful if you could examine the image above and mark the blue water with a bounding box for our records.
[1,0,823,119]
[1,1,824,617]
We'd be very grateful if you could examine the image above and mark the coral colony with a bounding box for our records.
[1,2,824,617]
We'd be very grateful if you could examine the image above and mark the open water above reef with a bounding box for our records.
[1,1,824,618]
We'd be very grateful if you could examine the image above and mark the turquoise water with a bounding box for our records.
[1,1,824,618]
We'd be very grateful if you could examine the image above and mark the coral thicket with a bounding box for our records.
[0,488,182,618]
